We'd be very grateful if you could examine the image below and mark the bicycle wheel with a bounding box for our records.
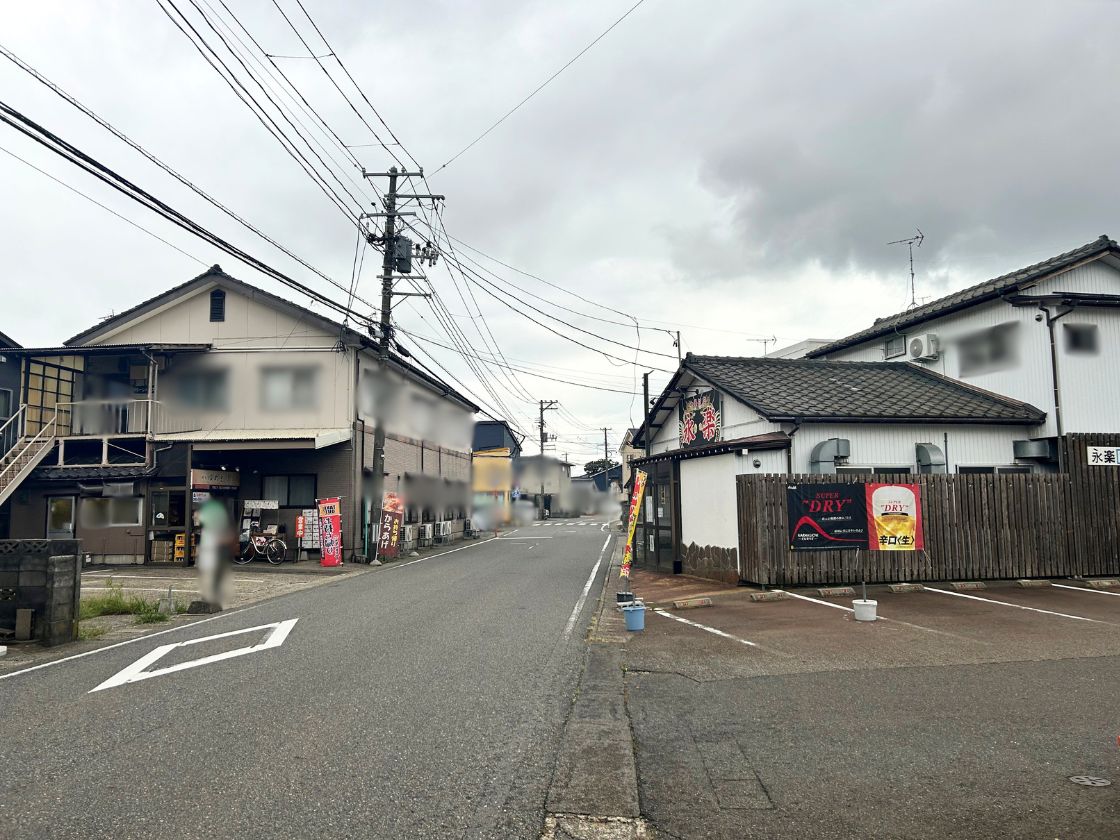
[265,538,287,565]
[233,543,253,565]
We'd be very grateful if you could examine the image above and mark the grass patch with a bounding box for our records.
[77,622,109,641]
[80,580,172,624]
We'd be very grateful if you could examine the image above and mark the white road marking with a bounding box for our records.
[0,604,262,682]
[564,534,613,639]
[924,586,1102,622]
[652,608,758,646]
[532,523,542,527]
[497,536,555,540]
[1053,583,1120,598]
[90,618,298,692]
[383,536,499,570]
[777,590,853,612]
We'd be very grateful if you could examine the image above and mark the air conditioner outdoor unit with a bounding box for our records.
[908,334,939,362]
[436,521,452,537]
[418,523,434,547]
[401,524,416,544]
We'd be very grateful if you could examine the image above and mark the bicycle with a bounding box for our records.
[235,531,288,565]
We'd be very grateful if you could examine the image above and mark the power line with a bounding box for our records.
[433,0,650,174]
[0,143,207,267]
[0,98,374,326]
[0,41,380,313]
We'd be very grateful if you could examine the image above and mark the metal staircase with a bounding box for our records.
[0,406,59,507]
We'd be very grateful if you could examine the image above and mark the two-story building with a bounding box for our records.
[0,266,477,564]
[0,329,21,539]
[471,419,523,526]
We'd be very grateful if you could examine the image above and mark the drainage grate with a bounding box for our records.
[1068,775,1112,787]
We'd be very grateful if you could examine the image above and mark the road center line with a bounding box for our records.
[0,604,262,682]
[652,608,758,646]
[1053,583,1120,598]
[383,536,499,570]
[563,534,613,639]
[924,586,1102,622]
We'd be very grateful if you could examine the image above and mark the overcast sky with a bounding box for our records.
[2,1,1117,463]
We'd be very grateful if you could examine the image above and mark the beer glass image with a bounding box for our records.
[871,485,917,550]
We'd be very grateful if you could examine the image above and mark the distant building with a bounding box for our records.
[618,427,641,488]
[765,339,834,359]
[471,420,524,525]
[0,329,20,539]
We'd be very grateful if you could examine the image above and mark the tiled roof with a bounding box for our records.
[32,465,151,481]
[806,235,1119,357]
[684,355,1045,424]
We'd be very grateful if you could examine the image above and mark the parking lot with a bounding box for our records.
[623,576,1120,839]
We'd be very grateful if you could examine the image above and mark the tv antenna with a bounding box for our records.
[887,228,924,308]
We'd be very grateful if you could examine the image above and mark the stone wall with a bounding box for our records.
[680,543,739,585]
[0,539,81,646]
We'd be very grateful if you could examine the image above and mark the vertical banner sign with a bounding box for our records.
[295,515,305,540]
[378,492,405,559]
[786,483,867,550]
[317,497,343,567]
[620,469,648,578]
[865,483,924,551]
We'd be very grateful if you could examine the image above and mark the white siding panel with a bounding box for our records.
[680,453,739,553]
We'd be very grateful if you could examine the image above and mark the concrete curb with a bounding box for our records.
[950,581,987,591]
[816,586,856,597]
[1016,579,1052,588]
[888,583,924,593]
[750,591,789,602]
[1086,579,1120,590]
[671,597,713,609]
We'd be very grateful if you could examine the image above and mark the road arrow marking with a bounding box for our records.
[89,618,298,693]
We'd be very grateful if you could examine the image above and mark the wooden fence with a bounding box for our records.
[737,434,1120,586]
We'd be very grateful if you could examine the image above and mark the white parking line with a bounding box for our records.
[563,534,613,639]
[924,586,1102,622]
[652,608,758,647]
[777,590,853,612]
[1053,583,1120,598]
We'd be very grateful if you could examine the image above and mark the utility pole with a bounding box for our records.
[675,331,681,364]
[362,165,442,559]
[538,399,558,520]
[601,427,612,461]
[642,372,652,458]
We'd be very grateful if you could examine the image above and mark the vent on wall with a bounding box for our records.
[209,289,226,322]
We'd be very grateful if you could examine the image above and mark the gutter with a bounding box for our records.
[1038,303,1074,470]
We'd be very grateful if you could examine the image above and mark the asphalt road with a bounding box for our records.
[0,518,616,840]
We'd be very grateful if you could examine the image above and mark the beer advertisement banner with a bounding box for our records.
[378,492,405,559]
[317,497,343,566]
[620,469,648,577]
[865,483,924,551]
[786,483,868,551]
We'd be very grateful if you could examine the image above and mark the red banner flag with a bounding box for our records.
[378,492,405,559]
[317,497,343,566]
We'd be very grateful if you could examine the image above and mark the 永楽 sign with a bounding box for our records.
[1088,446,1120,465]
[317,497,343,566]
[679,390,722,449]
[786,482,925,552]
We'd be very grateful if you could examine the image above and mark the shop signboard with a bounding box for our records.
[679,389,722,449]
[318,497,343,566]
[620,469,648,578]
[190,469,240,490]
[1088,446,1120,465]
[378,492,405,559]
[786,482,924,551]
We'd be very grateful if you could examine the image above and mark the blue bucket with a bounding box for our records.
[622,604,646,632]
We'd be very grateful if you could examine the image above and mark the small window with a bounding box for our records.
[958,322,1019,376]
[0,388,11,418]
[958,466,1032,475]
[175,369,229,411]
[209,289,226,322]
[261,475,317,508]
[80,497,143,528]
[261,367,318,411]
[835,466,873,475]
[1064,324,1099,356]
[884,335,906,359]
[151,491,186,527]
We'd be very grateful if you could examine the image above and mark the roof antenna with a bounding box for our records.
[887,228,924,308]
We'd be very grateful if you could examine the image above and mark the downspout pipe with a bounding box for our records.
[1039,304,1072,471]
[786,419,802,475]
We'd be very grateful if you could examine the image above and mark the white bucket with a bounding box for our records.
[852,599,878,622]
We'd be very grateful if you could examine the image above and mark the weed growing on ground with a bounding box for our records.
[77,622,109,641]
[80,580,171,624]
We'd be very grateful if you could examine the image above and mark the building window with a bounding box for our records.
[958,322,1019,376]
[836,466,911,475]
[209,289,226,322]
[261,367,317,411]
[261,474,316,508]
[174,369,229,411]
[80,497,143,528]
[884,335,906,359]
[0,387,11,418]
[150,491,186,527]
[1064,323,1099,356]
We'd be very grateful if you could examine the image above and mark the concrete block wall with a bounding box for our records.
[0,539,81,646]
